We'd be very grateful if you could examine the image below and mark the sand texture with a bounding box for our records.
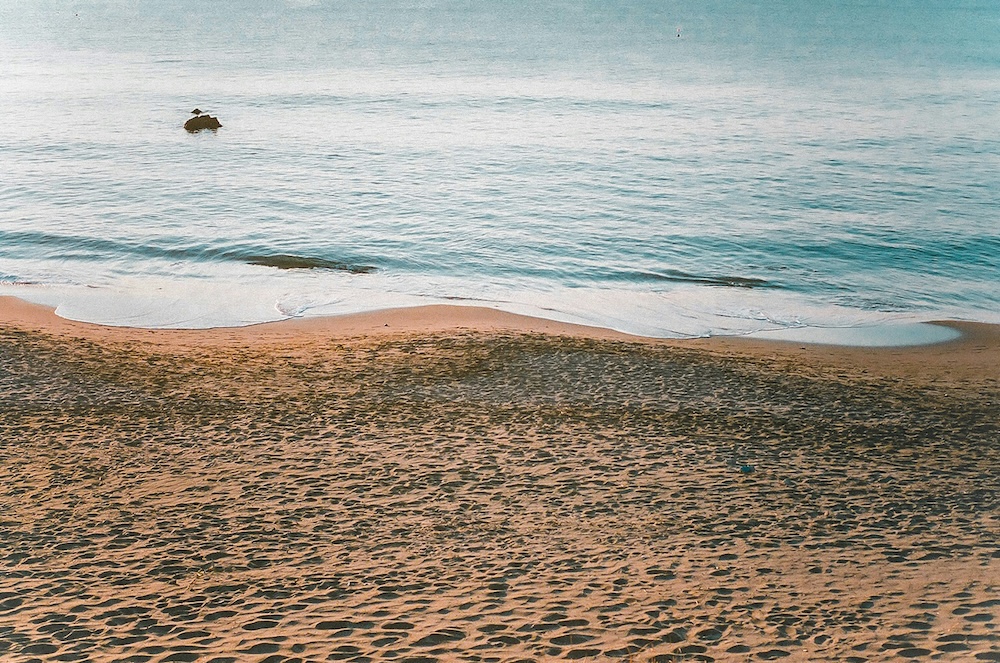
[1,299,998,662]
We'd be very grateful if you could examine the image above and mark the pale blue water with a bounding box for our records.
[2,0,998,338]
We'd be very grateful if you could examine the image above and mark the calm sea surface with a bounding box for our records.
[2,0,998,336]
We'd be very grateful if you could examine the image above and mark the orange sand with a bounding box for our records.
[1,296,997,662]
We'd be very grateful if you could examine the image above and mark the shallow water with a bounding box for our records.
[749,322,962,347]
[2,0,998,337]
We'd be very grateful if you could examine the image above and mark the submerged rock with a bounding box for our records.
[184,115,222,132]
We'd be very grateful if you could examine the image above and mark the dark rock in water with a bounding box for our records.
[184,115,222,132]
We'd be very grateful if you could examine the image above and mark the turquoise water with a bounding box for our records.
[1,1,998,337]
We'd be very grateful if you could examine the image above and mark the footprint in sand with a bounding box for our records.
[412,628,466,647]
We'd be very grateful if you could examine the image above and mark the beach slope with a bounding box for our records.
[1,297,997,662]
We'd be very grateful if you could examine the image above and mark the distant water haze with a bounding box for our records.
[1,0,998,336]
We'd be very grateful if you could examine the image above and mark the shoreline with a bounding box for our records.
[2,295,997,387]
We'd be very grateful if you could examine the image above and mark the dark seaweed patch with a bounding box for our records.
[242,254,376,273]
[635,269,774,288]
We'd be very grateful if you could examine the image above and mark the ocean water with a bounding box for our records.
[2,0,998,338]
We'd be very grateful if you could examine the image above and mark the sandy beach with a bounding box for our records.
[1,295,997,663]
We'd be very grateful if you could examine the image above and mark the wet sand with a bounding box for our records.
[1,296,998,662]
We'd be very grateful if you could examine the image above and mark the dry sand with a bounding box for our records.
[0,296,997,662]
